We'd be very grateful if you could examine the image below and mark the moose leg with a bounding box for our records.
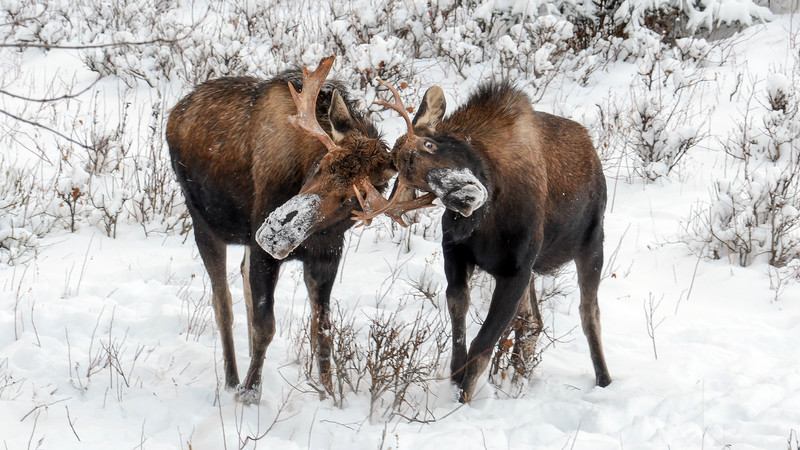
[237,248,280,404]
[575,233,612,387]
[460,272,530,402]
[303,254,339,397]
[194,224,239,391]
[241,246,255,357]
[509,275,544,382]
[443,251,473,388]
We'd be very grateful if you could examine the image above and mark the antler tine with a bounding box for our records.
[287,56,338,152]
[351,180,390,227]
[352,178,436,228]
[374,78,414,135]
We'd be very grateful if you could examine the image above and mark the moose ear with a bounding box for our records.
[329,90,356,143]
[412,86,446,132]
[381,167,397,183]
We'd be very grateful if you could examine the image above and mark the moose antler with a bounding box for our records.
[375,78,414,136]
[352,178,436,227]
[287,56,338,152]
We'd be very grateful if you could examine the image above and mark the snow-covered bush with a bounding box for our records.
[436,21,486,77]
[0,0,778,262]
[592,43,706,182]
[685,70,800,267]
[495,17,575,100]
[0,163,40,266]
[623,83,703,181]
[610,0,773,41]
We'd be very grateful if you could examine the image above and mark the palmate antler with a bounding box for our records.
[287,56,338,152]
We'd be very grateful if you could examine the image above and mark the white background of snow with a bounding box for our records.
[1,10,800,450]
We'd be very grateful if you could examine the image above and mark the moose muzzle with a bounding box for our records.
[257,193,322,259]
[426,168,488,217]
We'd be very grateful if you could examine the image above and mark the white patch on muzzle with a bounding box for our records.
[256,193,321,259]
[427,168,488,217]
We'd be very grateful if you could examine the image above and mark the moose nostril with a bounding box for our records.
[280,210,298,226]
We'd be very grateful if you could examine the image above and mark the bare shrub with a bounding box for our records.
[0,357,25,401]
[365,306,448,421]
[328,302,365,407]
[284,286,449,420]
[66,306,149,402]
[177,274,213,342]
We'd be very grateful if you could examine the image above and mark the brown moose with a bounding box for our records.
[358,80,612,402]
[166,57,397,403]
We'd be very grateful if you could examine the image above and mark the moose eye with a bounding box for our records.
[423,141,435,152]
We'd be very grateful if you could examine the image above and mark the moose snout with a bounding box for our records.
[427,168,488,217]
[256,193,322,259]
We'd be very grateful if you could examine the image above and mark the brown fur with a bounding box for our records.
[167,71,391,403]
[390,81,611,402]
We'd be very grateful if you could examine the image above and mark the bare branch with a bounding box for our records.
[0,108,93,150]
[0,7,209,50]
[0,76,101,103]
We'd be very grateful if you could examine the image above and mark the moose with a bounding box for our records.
[356,80,612,402]
[166,56,408,403]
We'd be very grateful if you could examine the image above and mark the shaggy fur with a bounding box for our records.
[390,81,611,402]
[167,70,391,403]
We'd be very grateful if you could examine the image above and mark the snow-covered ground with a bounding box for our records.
[2,4,800,449]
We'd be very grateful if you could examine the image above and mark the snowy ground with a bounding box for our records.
[2,8,800,450]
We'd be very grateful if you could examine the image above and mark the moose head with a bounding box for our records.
[256,57,395,259]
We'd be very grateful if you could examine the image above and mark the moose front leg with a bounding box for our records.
[460,271,531,402]
[236,249,280,404]
[491,274,544,383]
[443,250,474,388]
[303,255,339,397]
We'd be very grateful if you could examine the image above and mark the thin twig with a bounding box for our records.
[0,7,210,50]
[0,76,101,103]
[0,109,92,150]
[65,405,80,441]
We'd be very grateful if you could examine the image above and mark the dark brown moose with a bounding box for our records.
[358,80,612,402]
[166,56,396,403]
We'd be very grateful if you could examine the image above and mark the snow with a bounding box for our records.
[427,168,489,217]
[767,72,792,98]
[1,4,800,450]
[256,193,322,260]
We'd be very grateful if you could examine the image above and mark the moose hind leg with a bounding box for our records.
[237,248,280,404]
[510,275,544,381]
[575,236,612,387]
[194,224,239,390]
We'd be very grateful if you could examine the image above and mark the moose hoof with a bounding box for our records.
[597,374,612,388]
[235,385,262,405]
